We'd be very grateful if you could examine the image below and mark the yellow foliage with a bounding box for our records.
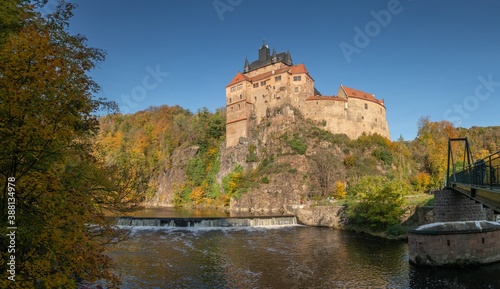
[333,180,347,199]
[190,186,206,204]
[412,172,432,193]
[208,147,218,156]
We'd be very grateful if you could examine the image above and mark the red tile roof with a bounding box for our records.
[227,64,315,87]
[226,72,250,87]
[289,63,308,74]
[340,85,384,105]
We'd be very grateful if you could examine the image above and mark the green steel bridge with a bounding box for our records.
[446,138,500,214]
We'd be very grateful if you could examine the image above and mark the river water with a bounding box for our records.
[104,208,500,288]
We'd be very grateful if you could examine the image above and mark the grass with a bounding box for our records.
[406,192,434,207]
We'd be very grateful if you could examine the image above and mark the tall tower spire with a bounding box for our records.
[244,57,250,73]
[271,48,277,63]
[285,50,293,65]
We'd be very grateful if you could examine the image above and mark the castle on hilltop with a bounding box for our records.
[225,43,390,147]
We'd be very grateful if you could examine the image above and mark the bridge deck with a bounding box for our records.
[448,182,500,213]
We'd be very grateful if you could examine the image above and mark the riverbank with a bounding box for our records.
[285,204,413,240]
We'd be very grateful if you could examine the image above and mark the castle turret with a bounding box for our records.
[258,44,270,62]
[244,58,250,73]
[285,51,293,66]
[271,48,277,63]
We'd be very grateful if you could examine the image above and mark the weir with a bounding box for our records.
[116,215,298,228]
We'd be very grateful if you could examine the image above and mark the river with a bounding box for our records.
[102,208,500,288]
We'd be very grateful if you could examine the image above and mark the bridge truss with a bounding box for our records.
[446,138,500,213]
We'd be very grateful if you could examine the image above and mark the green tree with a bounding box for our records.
[346,176,407,230]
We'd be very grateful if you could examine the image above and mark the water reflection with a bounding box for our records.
[105,209,500,288]
[108,227,411,288]
[409,264,500,289]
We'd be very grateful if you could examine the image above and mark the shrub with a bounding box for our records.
[371,147,393,166]
[288,133,307,154]
[333,180,347,199]
[344,154,356,168]
[346,176,407,230]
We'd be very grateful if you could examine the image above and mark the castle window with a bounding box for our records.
[238,104,241,110]
[230,86,236,92]
[364,103,368,109]
[293,76,301,81]
[294,87,299,93]
[260,81,266,86]
[229,97,232,103]
[237,84,242,90]
[275,75,281,82]
[240,94,243,100]
[254,96,257,102]
[231,106,233,111]
[253,83,259,88]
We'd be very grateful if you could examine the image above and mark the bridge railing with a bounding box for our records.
[449,151,500,189]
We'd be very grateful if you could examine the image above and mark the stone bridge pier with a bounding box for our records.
[433,189,496,222]
[408,189,500,267]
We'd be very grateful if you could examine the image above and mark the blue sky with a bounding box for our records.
[61,0,500,140]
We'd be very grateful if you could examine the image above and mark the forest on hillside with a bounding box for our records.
[96,104,500,209]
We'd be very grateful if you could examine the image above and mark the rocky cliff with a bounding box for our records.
[146,145,199,206]
[223,104,350,213]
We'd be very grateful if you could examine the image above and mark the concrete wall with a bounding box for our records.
[408,228,500,266]
[434,189,494,222]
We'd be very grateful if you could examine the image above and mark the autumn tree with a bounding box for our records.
[346,176,407,230]
[411,117,458,189]
[310,149,344,196]
[0,1,137,287]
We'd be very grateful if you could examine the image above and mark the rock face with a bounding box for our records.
[146,145,199,206]
[286,205,347,228]
[226,104,337,213]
